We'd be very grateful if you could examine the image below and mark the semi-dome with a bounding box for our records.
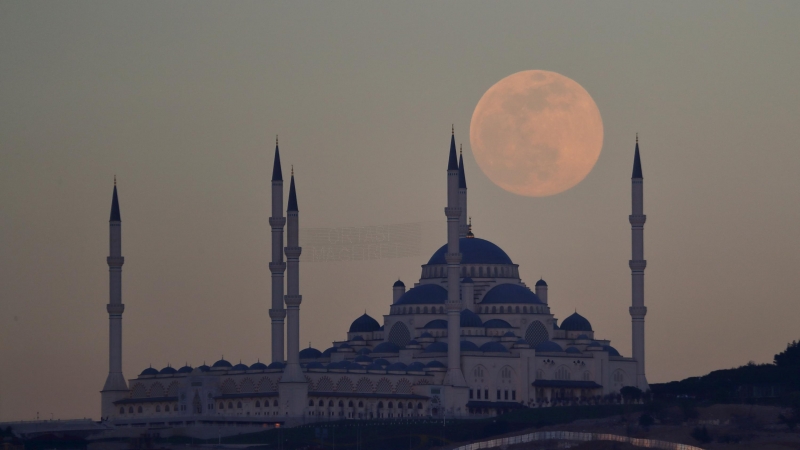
[197,364,210,372]
[423,341,448,353]
[299,347,322,359]
[349,313,381,333]
[372,342,400,353]
[321,347,337,357]
[177,365,193,374]
[565,346,582,354]
[561,312,593,331]
[460,309,483,327]
[373,358,391,367]
[423,319,448,329]
[428,238,513,265]
[484,319,512,328]
[603,345,621,357]
[267,361,285,369]
[212,359,232,368]
[231,363,248,371]
[393,280,405,287]
[535,279,548,287]
[503,331,516,337]
[462,277,474,284]
[460,340,480,352]
[395,284,448,305]
[420,332,434,338]
[250,361,268,370]
[480,342,510,353]
[140,367,158,376]
[159,366,177,375]
[407,362,426,371]
[535,340,564,352]
[480,284,543,304]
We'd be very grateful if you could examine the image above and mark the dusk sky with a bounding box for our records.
[1,1,799,421]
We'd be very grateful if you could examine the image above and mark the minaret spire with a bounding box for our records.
[458,145,468,238]
[629,136,648,390]
[269,140,287,363]
[101,181,128,418]
[444,129,466,388]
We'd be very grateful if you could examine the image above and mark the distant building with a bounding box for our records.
[100,132,650,426]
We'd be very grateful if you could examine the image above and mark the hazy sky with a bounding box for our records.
[1,1,799,421]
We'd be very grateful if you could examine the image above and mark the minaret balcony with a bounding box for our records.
[107,257,125,267]
[629,306,647,317]
[284,294,302,307]
[629,214,646,225]
[629,260,647,271]
[269,262,286,274]
[107,304,125,314]
[445,253,462,264]
[269,309,287,319]
[269,217,287,227]
[284,247,302,258]
[444,207,462,218]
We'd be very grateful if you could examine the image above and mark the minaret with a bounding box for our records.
[629,136,649,390]
[278,169,308,417]
[445,127,466,387]
[268,139,287,363]
[101,179,129,418]
[458,146,468,238]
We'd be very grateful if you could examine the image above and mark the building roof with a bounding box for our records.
[177,365,193,374]
[110,185,121,222]
[423,319,448,329]
[460,309,482,327]
[231,363,248,371]
[287,175,298,212]
[460,340,480,352]
[372,342,400,353]
[212,359,232,368]
[394,284,448,305]
[480,283,543,304]
[349,313,381,333]
[632,142,643,179]
[272,145,282,181]
[426,360,446,368]
[467,401,526,409]
[534,340,564,352]
[267,361,285,369]
[140,367,158,376]
[250,362,268,370]
[603,345,621,356]
[458,153,467,189]
[565,346,582,354]
[561,312,593,331]
[299,347,322,359]
[484,319,512,329]
[393,280,405,288]
[448,133,458,171]
[428,238,513,265]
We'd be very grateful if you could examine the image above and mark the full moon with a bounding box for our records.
[469,70,603,197]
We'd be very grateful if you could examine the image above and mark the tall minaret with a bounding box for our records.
[445,128,466,387]
[101,180,129,418]
[629,136,649,390]
[269,139,286,363]
[278,169,308,417]
[458,145,468,238]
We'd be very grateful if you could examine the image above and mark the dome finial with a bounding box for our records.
[466,217,474,238]
[291,164,293,176]
[636,132,638,144]
[114,175,116,186]
[276,134,279,146]
[459,143,462,156]
[451,124,454,135]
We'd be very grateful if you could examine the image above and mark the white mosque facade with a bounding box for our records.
[99,132,649,426]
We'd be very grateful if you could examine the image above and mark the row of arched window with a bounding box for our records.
[423,265,518,279]
[477,305,543,314]
[119,403,178,415]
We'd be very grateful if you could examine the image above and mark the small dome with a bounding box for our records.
[460,340,480,352]
[407,362,426,371]
[407,339,420,346]
[503,331,516,337]
[565,346,582,354]
[587,341,603,348]
[267,361,285,369]
[460,309,482,327]
[420,332,434,338]
[321,347,337,357]
[306,362,325,370]
[480,342,510,353]
[365,363,385,371]
[577,334,590,340]
[393,280,405,288]
[197,364,210,372]
[140,367,158,376]
[338,343,351,349]
[159,366,177,375]
[484,319,512,328]
[426,360,446,369]
[560,312,593,331]
[212,359,232,368]
[395,284,448,305]
[535,279,548,287]
[514,338,530,348]
[428,238,513,265]
[351,336,364,341]
[250,361,268,370]
[462,277,474,284]
[535,340,564,353]
[387,362,407,371]
[327,361,346,370]
[373,358,391,367]
[603,345,621,357]
[231,363,248,371]
[423,341,448,353]
[345,361,363,370]
[480,284,543,304]
[423,319,448,329]
[354,355,373,363]
[177,365,193,374]
[349,313,381,333]
[357,348,371,355]
[299,348,322,359]
[372,342,400,353]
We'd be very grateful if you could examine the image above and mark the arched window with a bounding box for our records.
[423,306,428,313]
[219,402,224,409]
[255,401,261,407]
[377,402,384,409]
[515,306,520,313]
[328,400,334,407]
[358,401,364,407]
[318,400,324,406]
[523,306,528,313]
[348,401,354,407]
[499,306,504,313]
[492,306,496,313]
[583,371,591,381]
[120,407,125,414]
[398,402,404,409]
[236,402,242,409]
[273,400,278,406]
[388,402,393,409]
[137,406,143,413]
[416,307,420,314]
[228,402,233,409]
[156,405,161,412]
[128,406,133,413]
[309,400,314,406]
[338,400,344,407]
[417,402,423,409]
[479,267,483,277]
[408,402,412,409]
[555,366,571,380]
[165,405,170,412]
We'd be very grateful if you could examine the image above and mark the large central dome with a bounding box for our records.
[427,237,513,265]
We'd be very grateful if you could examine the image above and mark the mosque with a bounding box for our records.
[99,131,649,427]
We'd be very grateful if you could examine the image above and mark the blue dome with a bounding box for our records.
[231,363,248,371]
[357,348,371,355]
[197,364,210,372]
[177,365,193,374]
[393,280,405,287]
[159,366,177,374]
[387,362,407,371]
[306,362,325,369]
[480,284,543,304]
[561,312,593,331]
[354,355,373,363]
[603,345,621,356]
[267,361,285,369]
[250,362,268,370]
[407,339,420,346]
[351,336,364,341]
[535,279,548,287]
[426,360,446,369]
[321,347,337,357]
[565,346,582,354]
[212,359,232,368]
[484,319,512,328]
[349,314,381,333]
[365,363,385,371]
[428,238,513,265]
[535,340,564,352]
[460,309,483,327]
[345,361,363,370]
[395,284,448,305]
[424,319,448,329]
[372,342,400,353]
[420,332,434,338]
[338,343,351,349]
[327,361,346,370]
[140,367,158,376]
[503,331,516,337]
[588,341,603,348]
[423,341,448,353]
[577,334,590,340]
[407,362,426,371]
[460,340,480,352]
[480,342,510,353]
[300,348,322,359]
[373,358,391,367]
